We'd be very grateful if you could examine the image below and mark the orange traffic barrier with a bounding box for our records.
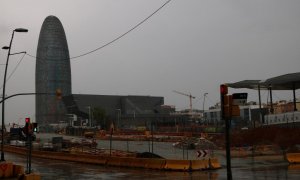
[106,156,122,166]
[286,153,300,163]
[0,161,13,178]
[77,154,107,165]
[144,158,166,169]
[23,173,41,180]
[164,159,191,171]
[119,157,136,167]
[125,158,145,168]
[91,157,107,165]
[13,164,24,177]
[4,145,222,171]
[209,158,221,169]
[190,159,209,170]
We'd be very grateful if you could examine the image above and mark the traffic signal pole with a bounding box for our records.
[25,118,33,174]
[28,133,32,174]
[220,85,232,180]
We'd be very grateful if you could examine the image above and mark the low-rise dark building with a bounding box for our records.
[62,94,175,130]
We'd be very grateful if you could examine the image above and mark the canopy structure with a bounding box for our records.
[226,80,266,90]
[227,72,300,90]
[225,72,300,124]
[262,72,300,90]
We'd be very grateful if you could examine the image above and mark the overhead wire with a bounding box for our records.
[26,0,172,61]
[194,95,203,107]
[0,52,27,91]
[205,95,215,106]
[6,53,27,84]
[3,0,173,93]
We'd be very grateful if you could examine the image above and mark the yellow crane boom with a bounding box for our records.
[173,90,195,114]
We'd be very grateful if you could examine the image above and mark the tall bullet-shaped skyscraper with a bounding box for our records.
[36,16,72,125]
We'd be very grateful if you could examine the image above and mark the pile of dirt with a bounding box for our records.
[136,152,164,159]
[212,127,300,150]
[195,137,218,150]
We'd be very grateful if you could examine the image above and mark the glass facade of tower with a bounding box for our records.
[36,16,72,125]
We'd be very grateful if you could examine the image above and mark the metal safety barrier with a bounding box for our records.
[286,153,300,164]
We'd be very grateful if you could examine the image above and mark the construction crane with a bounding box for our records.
[173,90,196,114]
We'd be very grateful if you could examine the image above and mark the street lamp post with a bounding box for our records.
[86,106,91,127]
[116,109,121,129]
[1,28,28,161]
[203,93,208,125]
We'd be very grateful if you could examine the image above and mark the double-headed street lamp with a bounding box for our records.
[1,28,28,161]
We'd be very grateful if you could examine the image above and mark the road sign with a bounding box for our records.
[232,93,247,105]
[196,150,208,158]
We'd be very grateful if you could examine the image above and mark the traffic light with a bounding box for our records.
[220,84,228,95]
[25,117,30,123]
[220,84,229,119]
[25,118,30,135]
[220,85,241,118]
[56,88,62,100]
[33,123,38,132]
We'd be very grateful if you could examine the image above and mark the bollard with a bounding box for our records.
[13,164,25,177]
[209,158,221,169]
[164,159,191,171]
[286,153,300,163]
[190,159,210,170]
[0,161,13,178]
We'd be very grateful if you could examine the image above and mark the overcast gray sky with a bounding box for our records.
[1,0,299,124]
